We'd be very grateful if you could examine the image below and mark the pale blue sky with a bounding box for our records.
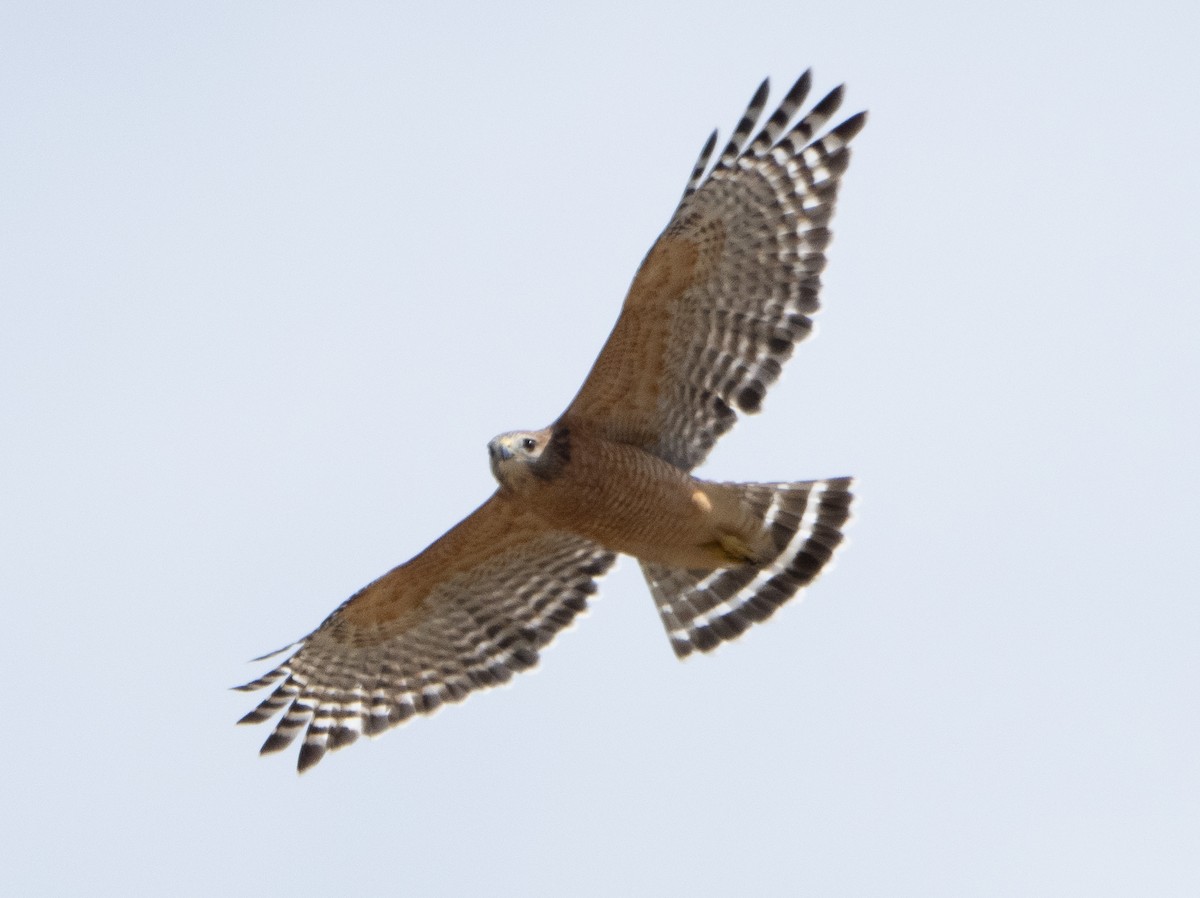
[3,2,1198,895]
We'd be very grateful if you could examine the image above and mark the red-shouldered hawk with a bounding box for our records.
[238,71,866,771]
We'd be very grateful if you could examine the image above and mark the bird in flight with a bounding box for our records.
[237,71,866,772]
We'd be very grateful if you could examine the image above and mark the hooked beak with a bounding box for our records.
[488,438,512,462]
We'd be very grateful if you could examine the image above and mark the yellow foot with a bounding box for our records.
[716,533,762,565]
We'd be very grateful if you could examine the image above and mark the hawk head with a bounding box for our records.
[488,426,571,489]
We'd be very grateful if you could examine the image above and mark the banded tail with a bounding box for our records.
[640,477,852,658]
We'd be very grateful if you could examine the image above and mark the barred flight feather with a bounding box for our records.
[651,74,866,470]
[236,535,614,772]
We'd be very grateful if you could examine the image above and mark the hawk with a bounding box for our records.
[237,71,866,771]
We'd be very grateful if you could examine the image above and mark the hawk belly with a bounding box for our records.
[527,432,764,570]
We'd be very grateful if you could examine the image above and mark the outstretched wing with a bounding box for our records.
[560,72,866,470]
[236,493,615,772]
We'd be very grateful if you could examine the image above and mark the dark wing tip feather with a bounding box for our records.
[716,78,770,169]
[248,641,299,663]
[810,84,846,119]
[831,110,868,145]
[259,731,295,756]
[328,724,360,750]
[789,69,813,101]
[682,129,720,200]
[231,667,287,692]
[297,742,326,773]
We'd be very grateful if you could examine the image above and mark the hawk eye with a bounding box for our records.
[521,437,536,451]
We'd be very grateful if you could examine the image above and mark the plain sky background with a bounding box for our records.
[3,2,1198,895]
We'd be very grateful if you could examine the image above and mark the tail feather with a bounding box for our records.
[640,477,852,658]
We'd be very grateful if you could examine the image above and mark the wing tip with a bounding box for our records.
[296,741,327,773]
